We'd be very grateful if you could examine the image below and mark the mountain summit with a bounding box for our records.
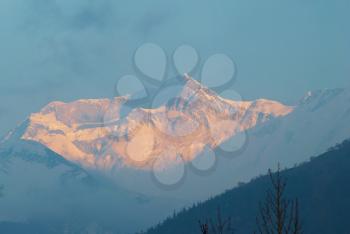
[13,76,293,170]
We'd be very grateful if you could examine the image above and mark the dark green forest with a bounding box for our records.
[144,139,350,234]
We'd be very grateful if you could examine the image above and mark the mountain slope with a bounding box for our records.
[145,139,350,234]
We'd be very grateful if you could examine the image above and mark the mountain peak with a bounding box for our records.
[297,88,344,113]
[299,88,344,105]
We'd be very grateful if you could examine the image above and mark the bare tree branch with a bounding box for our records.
[255,164,302,234]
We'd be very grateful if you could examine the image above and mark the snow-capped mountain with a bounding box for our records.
[17,76,293,171]
[2,76,349,203]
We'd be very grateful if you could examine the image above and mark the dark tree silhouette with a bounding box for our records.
[199,221,209,234]
[255,165,302,234]
[199,207,235,234]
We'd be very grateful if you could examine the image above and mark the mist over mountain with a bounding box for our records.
[0,124,185,234]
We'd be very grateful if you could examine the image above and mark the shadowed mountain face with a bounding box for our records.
[19,77,292,170]
[145,139,350,234]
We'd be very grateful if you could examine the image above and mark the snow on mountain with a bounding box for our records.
[17,76,292,171]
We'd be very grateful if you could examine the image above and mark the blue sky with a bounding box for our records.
[0,0,349,136]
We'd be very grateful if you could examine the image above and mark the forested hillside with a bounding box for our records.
[145,139,350,234]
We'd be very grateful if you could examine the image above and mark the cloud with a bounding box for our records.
[24,0,118,31]
[133,4,178,37]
